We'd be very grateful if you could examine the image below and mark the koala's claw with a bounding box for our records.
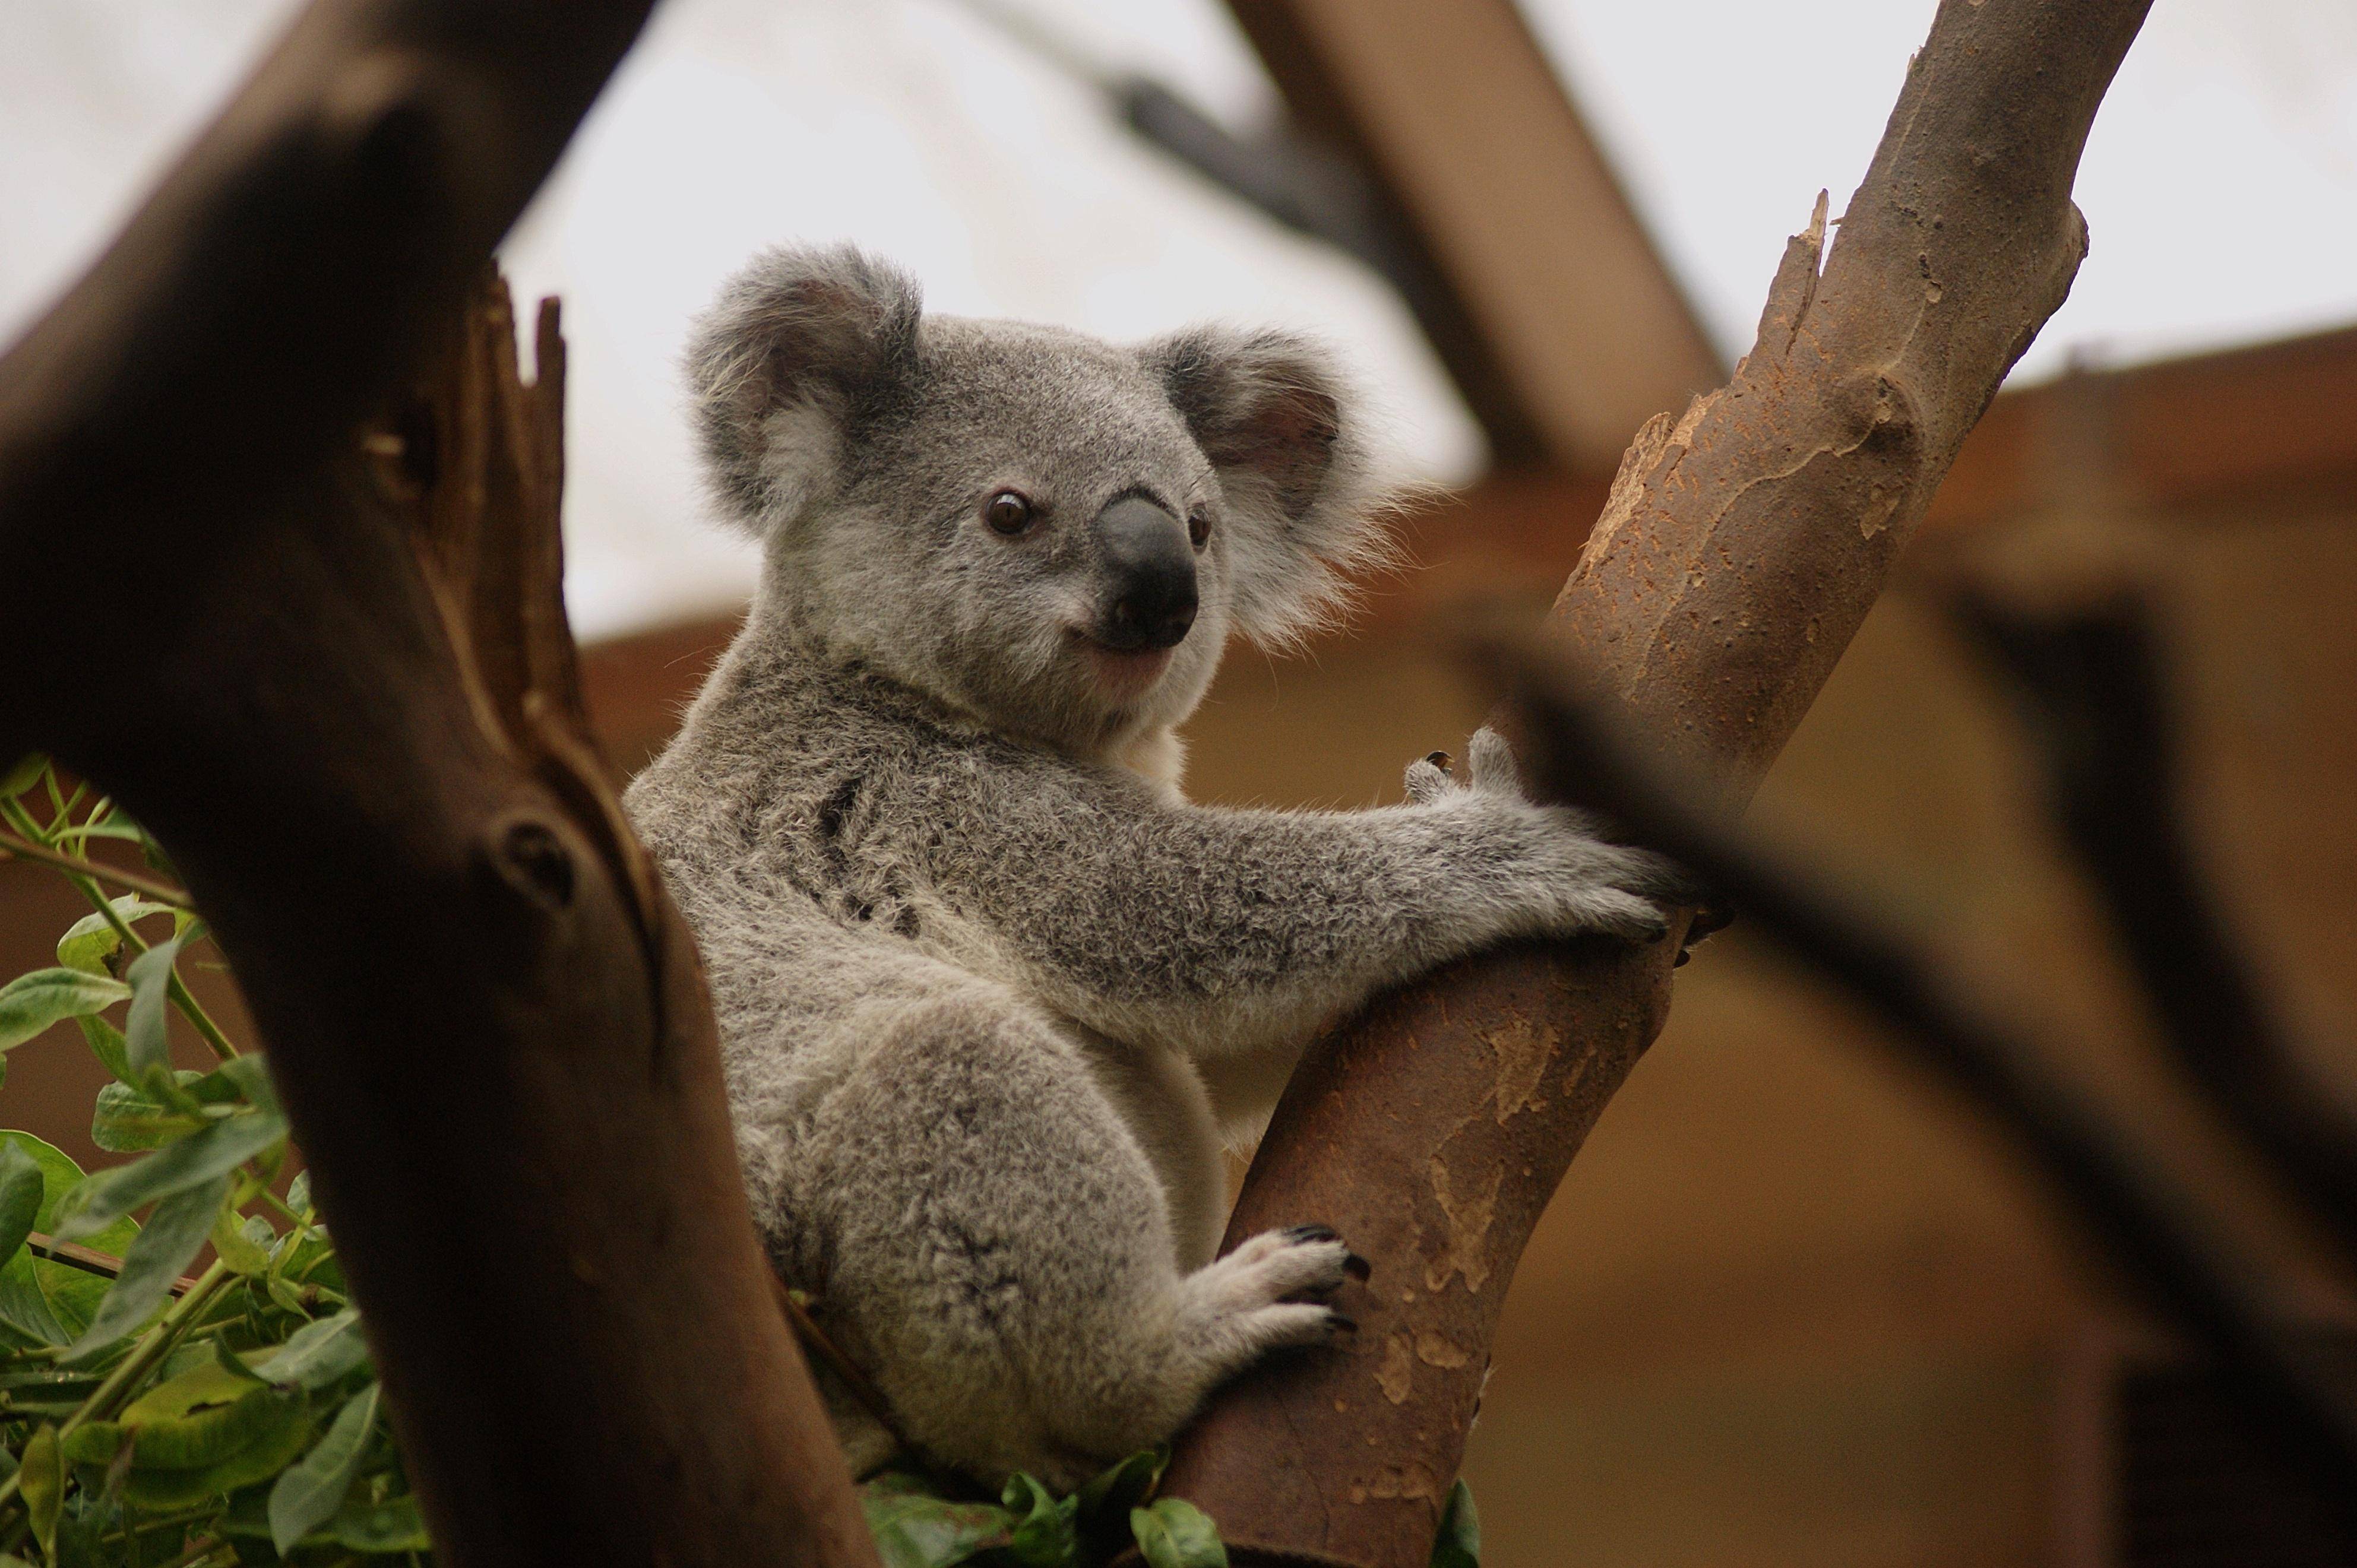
[1343,1251,1373,1283]
[1403,756,1453,805]
[1466,726,1524,795]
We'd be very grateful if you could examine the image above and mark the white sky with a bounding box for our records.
[6,0,2354,639]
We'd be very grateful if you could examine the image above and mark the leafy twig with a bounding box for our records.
[0,829,192,910]
[0,796,235,1060]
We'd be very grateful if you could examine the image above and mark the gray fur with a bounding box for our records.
[628,246,1676,1488]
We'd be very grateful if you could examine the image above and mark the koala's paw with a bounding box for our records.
[1409,727,1690,944]
[1401,725,1540,804]
[1182,1224,1366,1358]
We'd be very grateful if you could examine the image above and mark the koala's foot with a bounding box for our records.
[1174,1224,1364,1369]
[1406,726,1690,942]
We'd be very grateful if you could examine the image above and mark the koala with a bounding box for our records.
[622,245,1678,1490]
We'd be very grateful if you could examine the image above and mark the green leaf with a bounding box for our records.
[67,1174,229,1359]
[121,935,184,1082]
[1429,1480,1479,1568]
[90,1081,210,1152]
[118,1388,311,1510]
[0,1133,139,1345]
[202,1053,280,1117]
[1001,1471,1079,1567]
[213,1208,271,1275]
[0,755,47,800]
[0,968,131,1053]
[269,1380,379,1551]
[55,898,174,976]
[58,1420,126,1466]
[256,1307,371,1390]
[286,1171,311,1216]
[51,1105,286,1241]
[1131,1499,1227,1568]
[0,1141,44,1267]
[19,1423,61,1559]
[1077,1447,1167,1522]
[76,1014,135,1086]
[1075,1447,1169,1558]
[93,1062,258,1150]
[859,1472,1015,1568]
[321,1491,431,1553]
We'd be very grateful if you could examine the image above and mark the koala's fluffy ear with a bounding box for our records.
[1141,327,1391,647]
[684,245,922,536]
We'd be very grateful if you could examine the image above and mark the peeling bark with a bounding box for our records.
[1159,4,2155,1563]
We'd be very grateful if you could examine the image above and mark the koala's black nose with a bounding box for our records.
[1096,496,1198,652]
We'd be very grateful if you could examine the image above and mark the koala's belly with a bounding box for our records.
[1059,1019,1228,1272]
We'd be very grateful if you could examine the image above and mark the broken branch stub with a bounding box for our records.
[1558,0,2152,796]
[1159,3,2154,1564]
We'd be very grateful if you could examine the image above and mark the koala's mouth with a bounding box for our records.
[1070,632,1175,701]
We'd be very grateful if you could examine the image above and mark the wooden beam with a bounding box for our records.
[1926,323,2357,531]
[578,320,2357,769]
[1227,0,1725,473]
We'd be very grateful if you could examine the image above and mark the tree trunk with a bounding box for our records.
[0,3,877,1563]
[1158,4,2154,1563]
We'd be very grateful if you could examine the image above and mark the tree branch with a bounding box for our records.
[1160,4,2154,1563]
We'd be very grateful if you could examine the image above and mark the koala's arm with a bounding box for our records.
[908,730,1676,1061]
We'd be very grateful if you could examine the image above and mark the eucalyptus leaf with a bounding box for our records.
[118,1388,311,1510]
[50,1106,286,1241]
[1001,1471,1078,1567]
[55,898,173,976]
[256,1308,371,1390]
[269,1381,379,1551]
[322,1491,431,1553]
[0,1141,43,1267]
[117,1354,270,1464]
[18,1424,60,1559]
[121,935,184,1082]
[1076,1446,1170,1559]
[0,1253,71,1347]
[0,754,46,800]
[0,1133,135,1344]
[0,968,130,1053]
[859,1473,1015,1568]
[211,1203,271,1275]
[203,1052,279,1116]
[0,1130,140,1263]
[1131,1499,1228,1568]
[90,1081,207,1152]
[67,1174,229,1359]
[75,1013,135,1085]
[1076,1446,1167,1523]
[58,1422,126,1467]
[1429,1480,1479,1568]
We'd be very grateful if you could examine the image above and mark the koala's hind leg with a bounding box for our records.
[793,980,1353,1488]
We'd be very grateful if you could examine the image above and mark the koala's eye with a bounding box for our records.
[983,491,1035,536]
[1187,510,1211,550]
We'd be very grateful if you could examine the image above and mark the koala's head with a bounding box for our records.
[686,245,1388,764]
